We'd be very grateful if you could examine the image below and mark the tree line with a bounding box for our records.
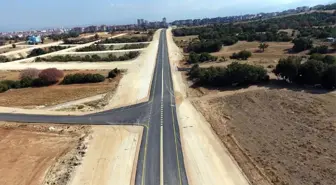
[173,12,336,53]
[187,54,336,90]
[274,56,336,89]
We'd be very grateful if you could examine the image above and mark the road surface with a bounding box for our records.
[0,30,189,185]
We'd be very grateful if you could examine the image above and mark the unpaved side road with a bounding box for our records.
[166,28,250,185]
[105,29,161,109]
[69,126,143,185]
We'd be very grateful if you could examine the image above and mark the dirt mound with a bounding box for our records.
[193,89,336,185]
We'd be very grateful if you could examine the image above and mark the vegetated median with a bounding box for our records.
[63,34,99,44]
[35,51,140,62]
[0,68,122,108]
[0,46,70,63]
[75,43,148,52]
[100,35,152,44]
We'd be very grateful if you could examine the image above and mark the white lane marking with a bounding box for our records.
[160,34,164,185]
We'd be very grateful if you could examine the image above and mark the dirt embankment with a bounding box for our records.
[193,89,336,185]
[0,122,91,185]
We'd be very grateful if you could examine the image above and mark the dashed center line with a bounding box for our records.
[160,38,164,185]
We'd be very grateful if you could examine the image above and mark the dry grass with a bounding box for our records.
[0,70,121,108]
[193,89,336,185]
[173,35,199,48]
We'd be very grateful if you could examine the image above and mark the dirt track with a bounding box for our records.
[193,89,336,185]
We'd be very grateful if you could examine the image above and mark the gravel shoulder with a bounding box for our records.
[68,125,143,185]
[166,28,250,185]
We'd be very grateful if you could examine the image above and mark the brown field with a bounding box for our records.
[193,89,336,185]
[0,70,121,108]
[0,122,90,185]
[212,41,301,60]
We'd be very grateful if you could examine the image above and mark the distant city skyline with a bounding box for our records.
[0,0,333,32]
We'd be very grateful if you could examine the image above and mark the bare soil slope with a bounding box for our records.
[194,89,336,185]
[0,122,90,185]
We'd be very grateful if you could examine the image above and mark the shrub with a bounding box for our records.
[322,55,336,65]
[0,56,10,63]
[188,62,268,87]
[27,48,46,58]
[76,44,106,52]
[19,68,40,80]
[188,52,217,63]
[274,56,302,82]
[1,80,21,89]
[296,60,326,85]
[32,78,52,87]
[62,73,105,84]
[38,68,64,84]
[321,65,336,89]
[0,83,8,93]
[20,77,33,88]
[108,68,121,78]
[309,53,324,61]
[309,45,329,54]
[186,40,222,53]
[230,50,252,60]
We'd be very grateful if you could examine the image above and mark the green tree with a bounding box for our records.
[321,65,336,89]
[258,42,269,52]
[94,34,99,40]
[297,60,326,85]
[274,56,301,82]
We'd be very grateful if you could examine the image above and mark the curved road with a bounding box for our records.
[0,30,189,185]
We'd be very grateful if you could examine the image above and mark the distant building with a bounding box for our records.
[27,35,41,45]
[326,37,335,42]
[137,19,145,26]
[99,25,107,32]
[72,27,84,33]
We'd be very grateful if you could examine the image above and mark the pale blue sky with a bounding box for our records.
[0,0,333,32]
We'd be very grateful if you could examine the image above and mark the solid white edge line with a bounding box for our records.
[160,33,164,185]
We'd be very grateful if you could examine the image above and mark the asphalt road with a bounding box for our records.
[0,29,188,185]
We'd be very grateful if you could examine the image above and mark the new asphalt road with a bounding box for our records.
[0,30,189,185]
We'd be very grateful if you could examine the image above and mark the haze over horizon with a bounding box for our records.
[0,0,333,32]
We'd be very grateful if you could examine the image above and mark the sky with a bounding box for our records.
[0,0,333,32]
